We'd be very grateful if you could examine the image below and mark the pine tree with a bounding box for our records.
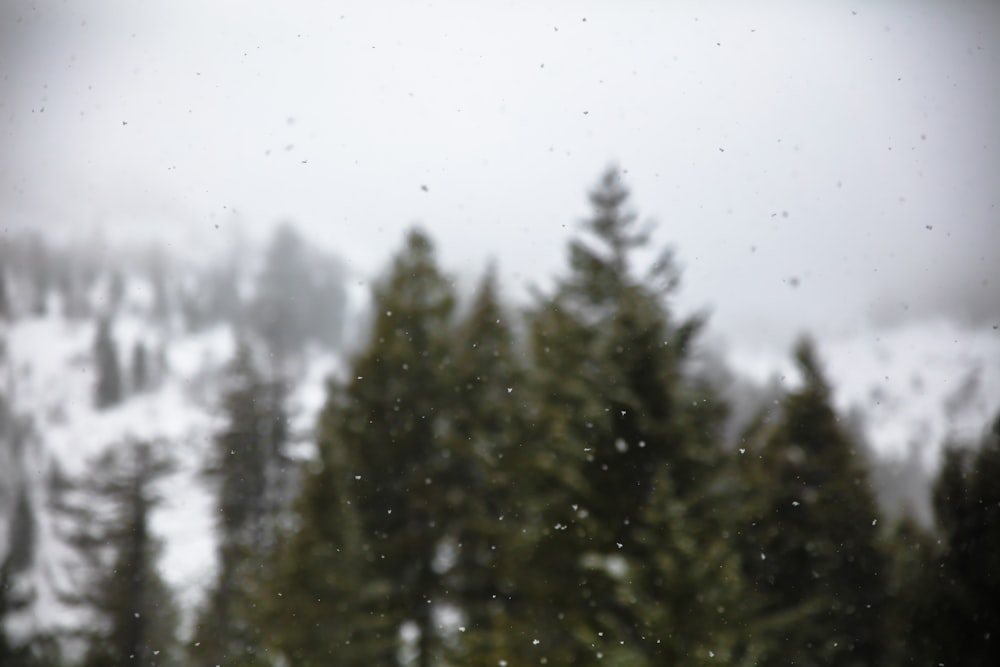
[132,341,149,393]
[737,339,888,667]
[191,341,290,667]
[522,167,750,665]
[439,266,534,666]
[27,236,50,316]
[880,514,935,667]
[255,399,398,666]
[338,228,456,667]
[259,228,456,667]
[93,316,123,409]
[905,410,1000,665]
[0,488,38,666]
[62,440,181,667]
[107,270,126,314]
[249,224,347,357]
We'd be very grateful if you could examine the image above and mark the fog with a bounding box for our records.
[2,0,998,353]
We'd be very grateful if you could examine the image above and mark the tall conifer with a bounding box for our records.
[191,341,290,667]
[905,411,1000,665]
[440,267,533,666]
[93,317,123,409]
[62,441,181,667]
[738,339,888,667]
[524,167,749,665]
[260,229,457,667]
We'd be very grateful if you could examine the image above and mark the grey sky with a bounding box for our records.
[2,0,998,353]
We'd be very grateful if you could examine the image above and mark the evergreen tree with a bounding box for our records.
[256,399,398,666]
[62,440,181,667]
[191,341,291,667]
[0,488,38,666]
[132,341,149,394]
[107,270,126,314]
[439,266,533,666]
[904,410,1000,665]
[880,514,935,667]
[249,224,347,357]
[27,236,50,316]
[260,228,456,667]
[3,486,35,579]
[339,228,456,667]
[737,339,888,667]
[93,316,123,409]
[522,167,751,665]
[0,267,11,320]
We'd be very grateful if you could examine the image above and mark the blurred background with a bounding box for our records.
[1,1,998,666]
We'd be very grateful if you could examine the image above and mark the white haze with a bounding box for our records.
[2,0,998,355]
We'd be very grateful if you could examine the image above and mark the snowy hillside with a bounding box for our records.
[0,226,357,646]
[0,227,996,649]
[729,319,1000,466]
[2,312,342,638]
[6,314,994,633]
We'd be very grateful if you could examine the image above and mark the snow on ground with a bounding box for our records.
[4,303,996,638]
[5,315,230,633]
[728,318,1000,467]
[0,288,391,639]
[4,312,343,636]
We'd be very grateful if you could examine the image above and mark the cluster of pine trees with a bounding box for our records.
[1,168,997,666]
[218,169,999,666]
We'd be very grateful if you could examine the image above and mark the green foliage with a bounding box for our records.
[879,514,935,667]
[900,411,1000,666]
[737,338,888,667]
[191,341,291,667]
[437,266,535,667]
[227,168,999,667]
[258,228,458,667]
[519,166,751,666]
[61,440,181,667]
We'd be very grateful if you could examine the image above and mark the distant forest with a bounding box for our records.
[1,168,997,667]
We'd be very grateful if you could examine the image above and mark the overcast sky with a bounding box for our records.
[2,0,998,354]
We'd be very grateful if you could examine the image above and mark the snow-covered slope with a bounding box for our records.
[1,281,995,642]
[1,311,342,639]
[728,319,1000,467]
